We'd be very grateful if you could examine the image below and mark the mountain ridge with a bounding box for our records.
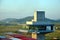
[0,16,60,25]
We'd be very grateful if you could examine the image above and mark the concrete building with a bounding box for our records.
[26,11,55,40]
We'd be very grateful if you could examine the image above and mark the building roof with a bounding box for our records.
[7,34,36,40]
[32,21,54,26]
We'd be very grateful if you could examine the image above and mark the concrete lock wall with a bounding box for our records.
[32,32,45,40]
[37,34,45,40]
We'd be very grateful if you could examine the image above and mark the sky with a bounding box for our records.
[0,0,60,20]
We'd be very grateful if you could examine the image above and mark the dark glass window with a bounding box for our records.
[38,26,46,30]
[51,26,53,30]
[29,25,46,30]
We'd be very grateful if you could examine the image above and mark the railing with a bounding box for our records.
[28,29,54,33]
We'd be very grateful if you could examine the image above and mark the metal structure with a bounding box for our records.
[26,11,55,40]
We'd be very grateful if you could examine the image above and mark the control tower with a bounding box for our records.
[26,11,55,40]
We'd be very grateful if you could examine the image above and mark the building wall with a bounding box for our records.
[37,11,45,21]
[33,11,45,22]
[34,11,37,22]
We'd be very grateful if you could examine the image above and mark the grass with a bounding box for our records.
[0,24,29,35]
[0,25,25,35]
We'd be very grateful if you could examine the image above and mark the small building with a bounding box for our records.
[26,11,55,40]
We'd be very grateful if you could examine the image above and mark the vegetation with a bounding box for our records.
[0,25,27,35]
[0,24,60,40]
